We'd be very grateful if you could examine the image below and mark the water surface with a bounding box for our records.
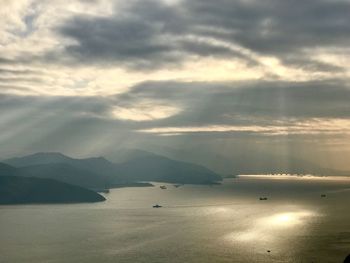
[1,176,349,263]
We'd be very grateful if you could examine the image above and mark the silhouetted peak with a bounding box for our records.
[30,152,71,159]
[2,152,74,167]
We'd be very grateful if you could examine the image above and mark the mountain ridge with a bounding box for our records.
[2,151,222,186]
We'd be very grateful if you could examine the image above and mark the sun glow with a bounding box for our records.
[265,212,313,227]
[111,104,181,121]
[225,210,316,243]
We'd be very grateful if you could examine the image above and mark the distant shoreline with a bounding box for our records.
[238,174,350,180]
[109,182,154,188]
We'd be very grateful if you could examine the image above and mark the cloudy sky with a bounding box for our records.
[1,0,350,172]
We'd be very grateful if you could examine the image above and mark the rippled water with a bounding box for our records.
[0,176,349,263]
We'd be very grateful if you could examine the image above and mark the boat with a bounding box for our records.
[160,185,167,189]
[153,204,162,208]
[259,197,268,200]
[321,194,327,198]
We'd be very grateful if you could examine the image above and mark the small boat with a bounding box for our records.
[153,204,162,208]
[160,185,167,189]
[173,184,182,188]
[259,197,268,200]
[321,194,327,198]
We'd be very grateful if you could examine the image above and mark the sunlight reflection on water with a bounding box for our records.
[264,211,315,227]
[225,210,317,243]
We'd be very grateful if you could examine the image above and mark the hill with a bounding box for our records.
[116,154,222,184]
[149,147,350,176]
[3,152,222,185]
[3,152,118,177]
[3,152,73,167]
[17,163,110,189]
[3,153,121,188]
[0,163,17,176]
[112,149,160,163]
[0,176,105,204]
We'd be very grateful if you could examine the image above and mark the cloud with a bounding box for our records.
[138,119,350,136]
[2,0,350,171]
[59,14,179,69]
[2,79,350,135]
[56,0,258,70]
[2,0,350,96]
[111,103,182,121]
[55,0,350,72]
[115,79,350,127]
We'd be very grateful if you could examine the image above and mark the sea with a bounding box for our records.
[1,175,349,263]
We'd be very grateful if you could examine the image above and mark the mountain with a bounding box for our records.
[3,151,222,185]
[112,149,160,163]
[0,163,17,176]
[17,163,109,189]
[3,152,118,177]
[3,153,121,188]
[116,154,222,184]
[3,152,73,167]
[145,146,349,176]
[0,176,105,204]
[111,149,222,183]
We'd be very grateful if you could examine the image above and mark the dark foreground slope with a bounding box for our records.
[0,176,106,204]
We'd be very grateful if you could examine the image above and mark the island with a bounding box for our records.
[0,176,106,204]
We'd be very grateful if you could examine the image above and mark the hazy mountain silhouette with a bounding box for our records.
[145,147,348,176]
[0,163,17,177]
[17,163,109,189]
[0,176,105,204]
[4,152,118,177]
[116,153,222,184]
[3,152,222,186]
[4,152,73,167]
[112,149,160,163]
[3,153,118,188]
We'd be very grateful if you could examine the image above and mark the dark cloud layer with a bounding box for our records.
[2,79,350,132]
[117,79,350,126]
[57,0,350,71]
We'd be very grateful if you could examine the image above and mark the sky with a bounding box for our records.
[1,0,350,172]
